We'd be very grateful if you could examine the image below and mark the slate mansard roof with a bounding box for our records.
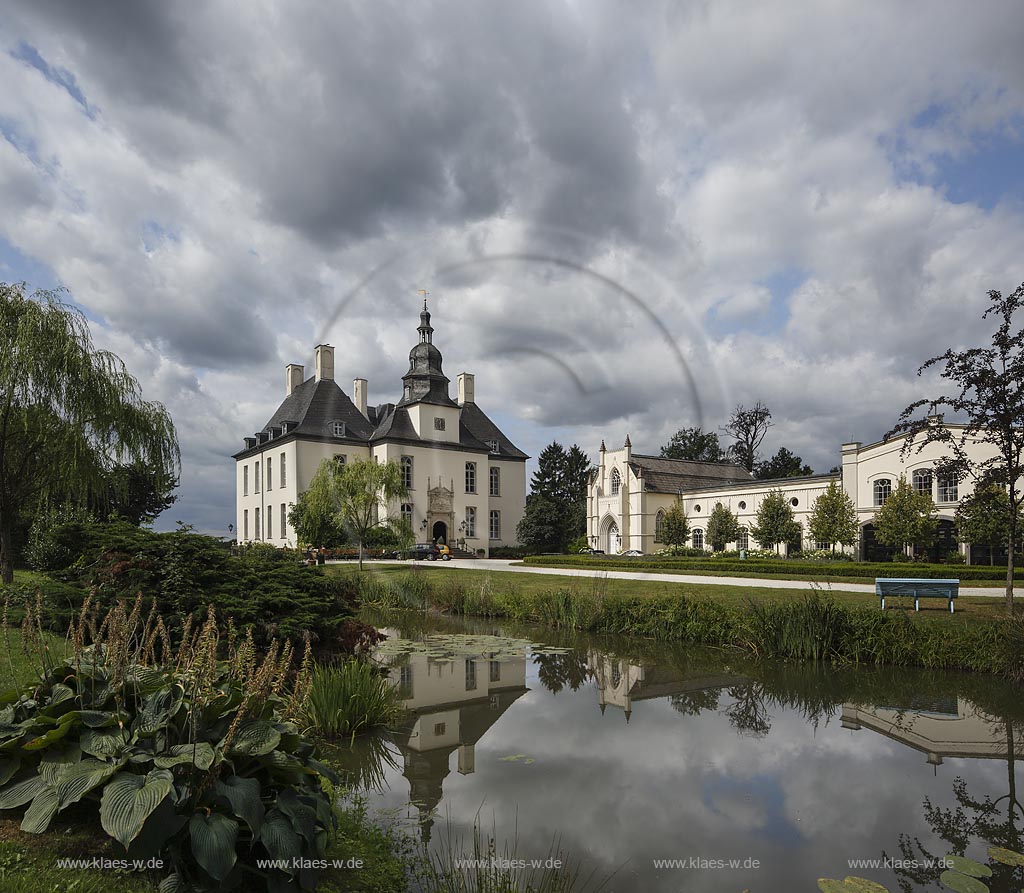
[233,311,528,461]
[626,454,755,493]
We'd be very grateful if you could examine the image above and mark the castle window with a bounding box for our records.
[913,469,932,497]
[266,509,272,539]
[874,479,892,506]
[692,528,704,550]
[280,453,287,488]
[737,527,749,550]
[466,462,477,493]
[281,504,287,539]
[243,465,249,497]
[465,660,477,691]
[254,507,261,541]
[331,421,346,437]
[655,510,665,541]
[266,457,272,491]
[489,466,500,496]
[333,454,347,470]
[610,468,621,495]
[254,462,261,493]
[488,440,499,454]
[243,510,248,540]
[790,497,798,507]
[401,456,413,489]
[401,503,413,525]
[738,501,746,510]
[434,417,446,431]
[937,473,958,503]
[489,510,501,540]
[465,507,477,538]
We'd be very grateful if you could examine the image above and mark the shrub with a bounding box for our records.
[946,550,967,565]
[0,599,337,892]
[32,520,360,656]
[299,661,403,739]
[24,504,95,572]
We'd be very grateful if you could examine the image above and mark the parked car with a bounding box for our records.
[437,543,453,561]
[399,543,442,561]
[621,549,643,557]
[579,547,605,555]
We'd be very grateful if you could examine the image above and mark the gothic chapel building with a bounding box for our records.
[234,303,528,553]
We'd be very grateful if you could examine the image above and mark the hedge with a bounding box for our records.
[522,554,1010,581]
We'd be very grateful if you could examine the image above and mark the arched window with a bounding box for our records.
[737,527,749,550]
[937,473,958,503]
[692,528,704,550]
[913,469,933,497]
[655,510,666,541]
[610,468,621,495]
[400,503,413,525]
[873,479,892,506]
[400,456,413,489]
[465,462,477,493]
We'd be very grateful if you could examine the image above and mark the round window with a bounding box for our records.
[694,505,701,513]
[738,501,746,510]
[790,497,799,507]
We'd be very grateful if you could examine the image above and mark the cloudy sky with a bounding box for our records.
[1,1,1023,533]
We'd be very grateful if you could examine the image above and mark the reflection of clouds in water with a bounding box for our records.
[364,649,1024,892]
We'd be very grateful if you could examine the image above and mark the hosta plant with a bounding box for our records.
[0,595,338,892]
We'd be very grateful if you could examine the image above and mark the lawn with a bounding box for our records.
[329,563,1014,625]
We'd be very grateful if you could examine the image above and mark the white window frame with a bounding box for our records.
[489,509,501,540]
[266,456,272,491]
[401,455,413,489]
[280,452,287,488]
[465,506,477,538]
[937,473,958,503]
[489,466,500,496]
[331,421,346,437]
[873,479,891,506]
[466,462,477,494]
[280,504,287,539]
[610,468,621,495]
[692,528,704,550]
[243,465,249,497]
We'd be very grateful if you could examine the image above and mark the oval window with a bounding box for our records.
[790,497,799,507]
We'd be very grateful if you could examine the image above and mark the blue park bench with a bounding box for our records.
[875,578,960,613]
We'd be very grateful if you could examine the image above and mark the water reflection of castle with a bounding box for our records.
[841,698,1016,766]
[588,653,748,722]
[381,639,529,842]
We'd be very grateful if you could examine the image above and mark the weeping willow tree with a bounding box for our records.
[0,283,180,583]
[303,456,408,570]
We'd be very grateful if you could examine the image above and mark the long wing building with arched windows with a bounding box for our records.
[233,303,528,552]
[588,427,1001,561]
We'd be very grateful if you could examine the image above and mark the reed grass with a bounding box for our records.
[299,659,404,739]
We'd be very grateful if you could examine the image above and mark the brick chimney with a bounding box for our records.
[353,378,368,418]
[457,372,475,405]
[314,344,334,382]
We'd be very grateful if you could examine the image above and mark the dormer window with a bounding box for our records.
[487,440,499,454]
[330,421,346,437]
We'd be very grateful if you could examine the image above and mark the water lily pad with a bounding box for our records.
[987,846,1024,867]
[944,856,992,878]
[843,879,890,893]
[939,869,990,893]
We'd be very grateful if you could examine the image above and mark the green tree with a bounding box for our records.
[516,494,566,553]
[301,456,407,570]
[658,501,690,552]
[751,489,800,552]
[0,284,179,583]
[94,460,178,525]
[754,447,813,480]
[723,401,773,472]
[519,442,594,552]
[707,502,741,552]
[956,485,1022,565]
[287,488,348,549]
[872,475,938,557]
[660,427,726,462]
[889,283,1024,611]
[807,481,859,553]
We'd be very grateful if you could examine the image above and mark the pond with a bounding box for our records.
[340,610,1024,892]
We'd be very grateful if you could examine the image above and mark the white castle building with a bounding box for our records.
[234,302,528,552]
[588,426,1003,563]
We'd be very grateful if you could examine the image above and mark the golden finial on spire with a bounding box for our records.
[417,288,429,310]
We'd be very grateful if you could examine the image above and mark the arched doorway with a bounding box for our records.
[432,521,448,544]
[861,523,895,562]
[600,516,620,553]
[924,518,957,563]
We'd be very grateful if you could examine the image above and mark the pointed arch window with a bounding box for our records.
[692,528,704,550]
[873,479,892,506]
[610,468,621,495]
[655,510,666,541]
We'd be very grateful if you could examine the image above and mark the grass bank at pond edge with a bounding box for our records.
[351,569,1024,682]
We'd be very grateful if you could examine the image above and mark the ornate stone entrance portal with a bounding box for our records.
[428,484,454,544]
